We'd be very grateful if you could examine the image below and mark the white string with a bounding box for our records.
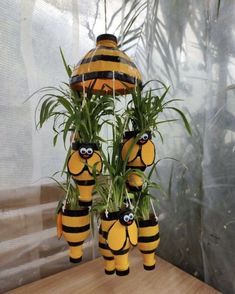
[150,198,158,221]
[134,76,138,93]
[112,70,116,137]
[82,74,86,108]
[125,188,133,210]
[62,180,71,212]
[105,181,112,218]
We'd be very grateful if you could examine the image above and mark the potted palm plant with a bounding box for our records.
[121,82,191,191]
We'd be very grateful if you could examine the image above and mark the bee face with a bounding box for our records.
[119,210,134,226]
[79,146,94,159]
[138,133,149,145]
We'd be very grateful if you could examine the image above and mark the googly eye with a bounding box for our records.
[79,147,86,154]
[128,213,134,220]
[123,215,130,223]
[86,148,93,155]
[141,133,148,140]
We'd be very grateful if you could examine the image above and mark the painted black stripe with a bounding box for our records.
[97,34,117,43]
[68,241,84,246]
[62,224,90,233]
[72,142,99,151]
[138,233,160,243]
[102,231,108,239]
[126,166,146,171]
[70,71,142,86]
[99,242,109,250]
[103,256,114,260]
[144,264,155,271]
[140,249,156,254]
[112,248,129,255]
[62,209,89,217]
[79,199,92,207]
[105,269,115,275]
[74,179,95,186]
[116,268,129,276]
[70,256,82,263]
[80,55,137,68]
[126,182,142,192]
[138,219,158,227]
[101,211,120,220]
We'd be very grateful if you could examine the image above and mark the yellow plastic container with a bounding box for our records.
[70,34,142,95]
[62,208,90,263]
[121,131,155,191]
[137,217,160,270]
[67,142,102,206]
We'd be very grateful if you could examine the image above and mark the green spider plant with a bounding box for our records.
[125,81,191,138]
[32,49,114,148]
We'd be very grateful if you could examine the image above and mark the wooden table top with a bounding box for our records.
[7,250,221,294]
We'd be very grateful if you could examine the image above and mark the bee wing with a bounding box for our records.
[67,151,85,176]
[87,151,102,174]
[107,221,127,251]
[127,221,138,246]
[56,212,62,240]
[121,139,139,163]
[141,140,155,166]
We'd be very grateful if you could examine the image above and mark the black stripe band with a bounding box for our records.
[62,209,89,217]
[99,242,109,250]
[138,233,160,243]
[103,256,114,260]
[126,166,146,171]
[112,248,129,255]
[62,224,90,233]
[116,268,129,276]
[138,219,158,227]
[70,256,82,263]
[74,179,95,186]
[70,71,142,86]
[68,241,84,246]
[102,231,108,239]
[140,249,156,254]
[79,199,92,207]
[79,55,137,68]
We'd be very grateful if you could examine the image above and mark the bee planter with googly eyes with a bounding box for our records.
[137,216,160,270]
[67,142,102,207]
[121,131,155,191]
[99,209,138,276]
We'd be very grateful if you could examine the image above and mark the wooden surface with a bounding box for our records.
[7,250,221,294]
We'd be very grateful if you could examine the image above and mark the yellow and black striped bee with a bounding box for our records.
[67,142,102,206]
[103,209,138,276]
[121,131,155,191]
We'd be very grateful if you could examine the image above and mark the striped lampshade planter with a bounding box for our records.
[70,34,142,95]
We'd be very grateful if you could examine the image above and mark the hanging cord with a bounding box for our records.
[134,191,141,216]
[112,70,116,138]
[62,180,71,212]
[150,198,158,221]
[82,73,86,108]
[120,0,126,48]
[105,181,112,218]
[125,188,133,210]
[104,0,107,33]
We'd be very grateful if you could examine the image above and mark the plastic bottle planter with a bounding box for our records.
[62,208,90,263]
[67,142,102,206]
[99,210,138,276]
[121,131,155,191]
[137,217,160,270]
[70,34,142,95]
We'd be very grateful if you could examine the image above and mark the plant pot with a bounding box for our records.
[121,131,155,191]
[100,210,137,276]
[62,208,90,263]
[67,142,102,206]
[137,217,160,270]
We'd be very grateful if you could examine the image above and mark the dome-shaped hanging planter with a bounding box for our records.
[70,34,142,95]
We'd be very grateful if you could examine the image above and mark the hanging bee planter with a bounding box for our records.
[137,216,160,270]
[70,34,142,95]
[121,131,155,191]
[99,209,138,276]
[57,207,90,263]
[67,142,102,206]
